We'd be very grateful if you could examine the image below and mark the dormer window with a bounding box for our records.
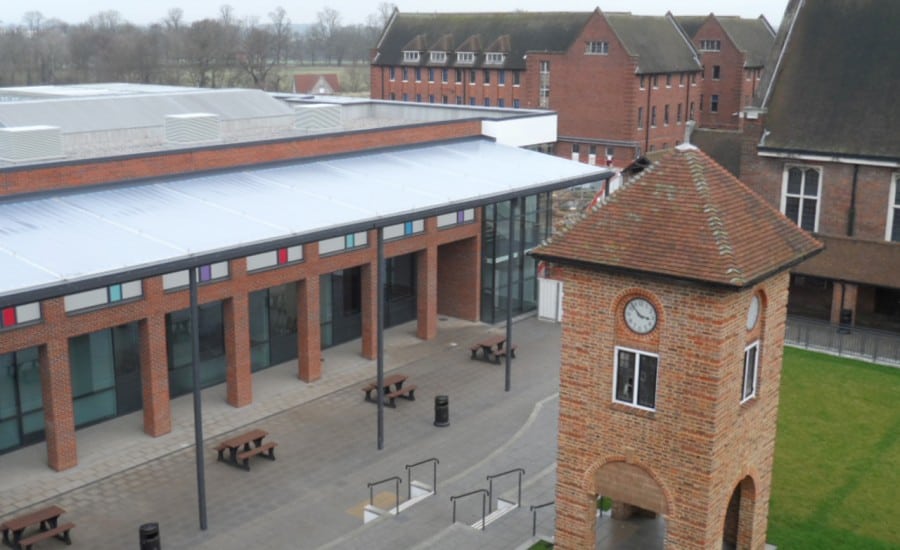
[403,51,421,63]
[457,52,475,64]
[585,41,609,55]
[430,51,447,63]
[485,52,505,64]
[699,40,721,51]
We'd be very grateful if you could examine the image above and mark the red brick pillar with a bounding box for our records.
[553,480,597,550]
[140,312,172,437]
[830,282,857,326]
[360,258,378,360]
[416,245,438,340]
[298,276,322,382]
[40,317,77,471]
[224,293,252,407]
[437,236,481,321]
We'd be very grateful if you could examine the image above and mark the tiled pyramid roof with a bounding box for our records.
[532,145,822,287]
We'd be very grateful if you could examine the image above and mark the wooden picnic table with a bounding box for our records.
[469,335,517,363]
[214,428,277,471]
[1,505,75,550]
[361,373,417,407]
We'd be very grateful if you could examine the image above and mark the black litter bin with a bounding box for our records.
[139,522,161,550]
[434,395,449,427]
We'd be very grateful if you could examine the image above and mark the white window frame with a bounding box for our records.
[699,39,721,51]
[887,174,900,242]
[485,52,505,64]
[780,165,822,232]
[742,341,760,403]
[613,346,659,411]
[585,41,609,55]
[402,51,420,63]
[430,51,446,63]
[457,52,475,64]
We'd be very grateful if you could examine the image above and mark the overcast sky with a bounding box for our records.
[1,0,787,28]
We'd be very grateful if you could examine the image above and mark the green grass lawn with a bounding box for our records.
[769,348,900,549]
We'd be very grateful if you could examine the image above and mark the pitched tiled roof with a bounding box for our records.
[717,16,775,67]
[673,15,708,38]
[793,235,900,290]
[372,11,592,69]
[605,13,701,73]
[532,145,822,287]
[760,0,900,159]
[293,74,340,94]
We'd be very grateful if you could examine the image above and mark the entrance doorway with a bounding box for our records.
[0,347,44,454]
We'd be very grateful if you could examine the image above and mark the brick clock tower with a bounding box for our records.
[532,145,822,549]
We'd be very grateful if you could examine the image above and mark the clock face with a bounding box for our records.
[746,294,761,330]
[624,297,657,334]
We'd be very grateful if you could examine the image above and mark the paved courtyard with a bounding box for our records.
[0,316,664,549]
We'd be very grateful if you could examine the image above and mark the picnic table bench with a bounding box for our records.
[362,373,416,408]
[469,335,517,363]
[1,505,74,550]
[214,428,277,471]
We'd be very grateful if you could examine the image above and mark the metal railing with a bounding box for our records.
[405,457,439,499]
[450,489,489,531]
[486,467,525,512]
[367,476,402,516]
[785,316,900,367]
[530,500,554,537]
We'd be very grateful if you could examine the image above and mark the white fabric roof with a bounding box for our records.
[0,139,609,304]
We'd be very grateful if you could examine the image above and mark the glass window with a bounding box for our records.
[614,347,658,410]
[167,302,226,397]
[483,70,491,84]
[498,70,506,85]
[69,331,117,426]
[783,167,821,232]
[742,342,759,402]
[888,176,900,242]
[711,94,719,113]
[713,65,721,80]
[0,348,44,453]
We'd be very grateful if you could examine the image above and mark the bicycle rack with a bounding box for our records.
[530,500,554,537]
[486,467,525,512]
[367,476,402,515]
[450,489,489,531]
[405,457,439,499]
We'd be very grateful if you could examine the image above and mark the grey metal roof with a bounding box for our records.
[0,88,294,133]
[0,138,610,305]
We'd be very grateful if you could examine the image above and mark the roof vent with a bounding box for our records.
[165,113,221,144]
[0,125,63,162]
[294,104,341,133]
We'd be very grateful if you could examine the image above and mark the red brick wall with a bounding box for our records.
[553,266,788,549]
[740,116,896,241]
[693,20,747,130]
[0,121,482,198]
[373,64,525,107]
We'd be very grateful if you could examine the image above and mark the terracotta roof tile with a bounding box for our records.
[533,145,822,287]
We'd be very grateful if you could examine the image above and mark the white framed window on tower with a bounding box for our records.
[781,166,821,232]
[613,346,658,411]
[742,341,760,402]
[887,174,900,242]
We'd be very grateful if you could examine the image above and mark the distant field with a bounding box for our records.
[276,63,370,95]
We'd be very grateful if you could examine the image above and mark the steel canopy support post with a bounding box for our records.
[377,227,385,450]
[505,198,514,392]
[189,268,208,530]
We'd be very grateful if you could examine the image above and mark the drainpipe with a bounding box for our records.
[644,76,653,153]
[847,164,859,236]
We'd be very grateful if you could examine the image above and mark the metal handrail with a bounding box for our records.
[367,476,402,515]
[486,467,525,512]
[450,488,489,530]
[530,501,554,537]
[405,457,439,499]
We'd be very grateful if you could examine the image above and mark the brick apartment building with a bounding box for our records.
[676,14,775,131]
[533,145,821,548]
[0,85,610,468]
[370,9,774,168]
[737,0,900,331]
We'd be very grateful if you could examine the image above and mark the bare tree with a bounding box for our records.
[236,24,279,89]
[268,7,292,65]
